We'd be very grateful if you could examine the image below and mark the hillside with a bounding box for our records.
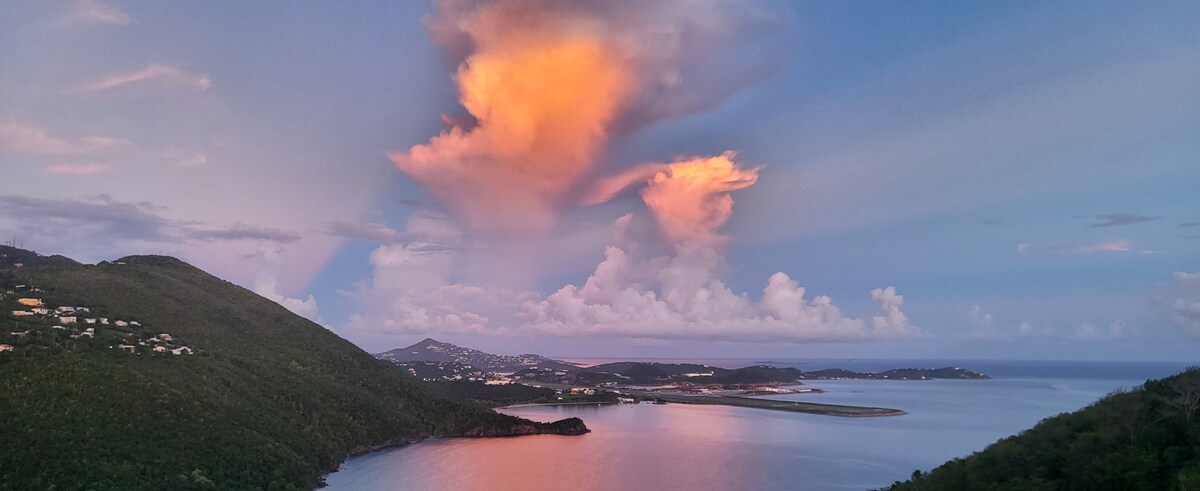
[0,246,586,490]
[886,367,1200,490]
[376,337,578,373]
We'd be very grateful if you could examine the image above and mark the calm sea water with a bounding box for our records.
[323,359,1192,491]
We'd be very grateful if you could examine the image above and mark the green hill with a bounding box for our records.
[886,367,1200,491]
[0,246,585,490]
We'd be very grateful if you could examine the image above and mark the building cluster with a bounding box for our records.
[3,285,194,356]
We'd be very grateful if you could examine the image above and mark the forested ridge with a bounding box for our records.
[887,367,1200,491]
[0,246,581,490]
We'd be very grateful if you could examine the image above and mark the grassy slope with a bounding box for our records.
[0,254,555,490]
[886,368,1200,491]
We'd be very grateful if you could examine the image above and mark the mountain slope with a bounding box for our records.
[0,247,584,490]
[886,367,1200,490]
[377,337,578,372]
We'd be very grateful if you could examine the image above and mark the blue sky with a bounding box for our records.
[1,0,1197,360]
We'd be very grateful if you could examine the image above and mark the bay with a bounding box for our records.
[322,360,1192,490]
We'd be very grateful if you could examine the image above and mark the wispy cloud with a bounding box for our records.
[1176,271,1200,287]
[1070,239,1130,254]
[1089,213,1161,228]
[190,223,300,243]
[60,0,132,26]
[45,163,109,176]
[326,221,402,244]
[80,64,211,94]
[1019,239,1132,255]
[0,122,130,156]
[1180,222,1200,228]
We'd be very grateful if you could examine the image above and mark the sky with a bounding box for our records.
[1,0,1198,361]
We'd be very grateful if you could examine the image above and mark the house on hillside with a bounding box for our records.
[99,318,109,325]
[158,333,173,342]
[114,320,128,327]
[84,318,97,324]
[0,344,13,352]
[171,347,193,355]
[16,298,43,307]
[129,321,140,326]
[31,308,49,315]
[11,310,33,317]
[59,316,77,325]
[56,306,76,314]
[118,345,136,353]
[153,346,167,353]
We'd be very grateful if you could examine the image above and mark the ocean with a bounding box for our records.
[322,359,1192,490]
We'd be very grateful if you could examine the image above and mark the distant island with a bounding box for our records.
[375,339,990,418]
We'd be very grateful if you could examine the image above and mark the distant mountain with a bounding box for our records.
[887,367,1200,490]
[0,246,585,490]
[376,338,578,373]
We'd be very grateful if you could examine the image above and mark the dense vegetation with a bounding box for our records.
[887,367,1200,491]
[0,247,583,490]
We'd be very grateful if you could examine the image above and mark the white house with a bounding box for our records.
[158,333,173,342]
[56,306,76,314]
[11,310,33,317]
[59,316,77,325]
[31,308,49,315]
[130,321,141,326]
[84,318,97,324]
[114,320,128,327]
[99,318,109,325]
[0,344,14,352]
[118,344,136,353]
[171,347,193,355]
[153,345,167,353]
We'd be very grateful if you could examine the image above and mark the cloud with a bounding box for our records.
[1181,222,1200,228]
[1016,240,1133,255]
[45,163,110,176]
[341,214,521,336]
[189,223,301,243]
[1089,213,1161,228]
[521,154,918,342]
[1176,271,1200,287]
[0,195,306,261]
[1173,300,1200,336]
[393,0,786,234]
[326,221,403,244]
[249,243,321,322]
[0,194,177,247]
[80,64,212,94]
[347,155,918,343]
[0,122,130,156]
[1070,239,1130,254]
[640,152,759,248]
[60,0,132,26]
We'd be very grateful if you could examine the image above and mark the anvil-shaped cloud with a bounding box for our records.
[355,0,918,343]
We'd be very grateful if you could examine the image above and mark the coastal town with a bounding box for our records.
[1,282,195,356]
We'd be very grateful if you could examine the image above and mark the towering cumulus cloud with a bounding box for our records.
[521,154,920,341]
[362,0,918,342]
[392,0,786,233]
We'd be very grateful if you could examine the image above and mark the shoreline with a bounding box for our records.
[497,401,620,410]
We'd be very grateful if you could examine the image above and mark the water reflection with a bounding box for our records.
[324,375,1152,490]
